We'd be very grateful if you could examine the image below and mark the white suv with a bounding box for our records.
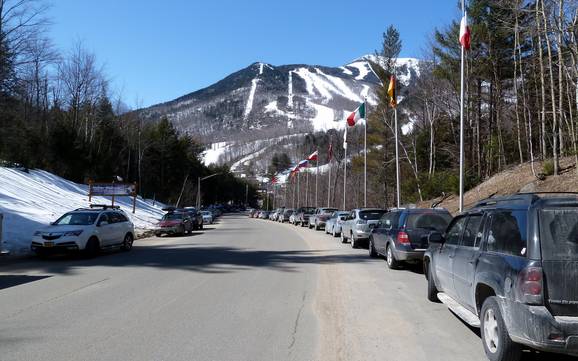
[31,206,135,255]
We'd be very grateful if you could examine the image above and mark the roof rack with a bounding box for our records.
[87,204,120,210]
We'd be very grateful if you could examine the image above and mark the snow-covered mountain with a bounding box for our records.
[139,55,422,173]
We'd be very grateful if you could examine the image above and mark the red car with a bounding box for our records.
[155,212,193,237]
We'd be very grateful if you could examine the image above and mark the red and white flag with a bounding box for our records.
[307,150,318,161]
[459,12,471,50]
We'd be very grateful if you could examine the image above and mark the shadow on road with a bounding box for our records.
[0,275,51,290]
[0,244,373,276]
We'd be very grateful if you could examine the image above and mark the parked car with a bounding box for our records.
[201,210,214,224]
[31,205,135,255]
[279,208,294,223]
[425,193,578,361]
[309,207,338,230]
[325,211,350,237]
[259,211,271,219]
[369,208,452,268]
[341,208,387,248]
[289,213,297,224]
[182,207,204,230]
[294,207,316,226]
[155,210,194,236]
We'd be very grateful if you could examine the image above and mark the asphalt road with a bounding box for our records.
[0,214,572,361]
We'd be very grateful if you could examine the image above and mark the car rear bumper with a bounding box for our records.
[393,248,426,262]
[155,226,181,234]
[501,300,578,356]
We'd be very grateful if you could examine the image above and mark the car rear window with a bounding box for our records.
[540,208,578,261]
[406,212,452,232]
[321,208,338,214]
[360,210,387,220]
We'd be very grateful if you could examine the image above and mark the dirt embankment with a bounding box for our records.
[419,157,578,214]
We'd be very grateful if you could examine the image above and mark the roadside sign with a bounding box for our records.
[88,181,138,213]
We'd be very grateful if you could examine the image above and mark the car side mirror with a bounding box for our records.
[428,232,445,244]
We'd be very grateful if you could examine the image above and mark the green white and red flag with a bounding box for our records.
[346,102,365,127]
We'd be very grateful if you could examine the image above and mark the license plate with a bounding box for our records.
[44,242,54,247]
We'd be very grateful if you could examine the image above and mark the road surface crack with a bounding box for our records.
[288,291,307,352]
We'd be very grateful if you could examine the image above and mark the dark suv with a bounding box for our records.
[369,208,452,269]
[424,193,578,360]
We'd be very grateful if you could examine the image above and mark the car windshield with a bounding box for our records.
[540,208,578,260]
[163,213,183,220]
[406,212,453,232]
[54,212,99,226]
[359,210,387,220]
[202,211,211,215]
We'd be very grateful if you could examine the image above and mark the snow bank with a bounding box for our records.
[0,167,165,255]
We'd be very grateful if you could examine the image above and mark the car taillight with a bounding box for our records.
[397,231,410,245]
[517,266,543,305]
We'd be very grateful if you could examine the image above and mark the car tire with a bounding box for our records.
[155,232,161,237]
[121,233,134,251]
[386,244,400,269]
[426,262,440,302]
[85,237,100,257]
[480,297,522,361]
[368,238,378,258]
[341,232,347,243]
[332,228,337,238]
[350,234,357,248]
[200,223,203,230]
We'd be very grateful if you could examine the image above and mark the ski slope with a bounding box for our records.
[0,167,165,255]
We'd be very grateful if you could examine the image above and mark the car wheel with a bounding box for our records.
[481,297,521,361]
[200,223,203,230]
[350,234,357,248]
[121,233,134,251]
[85,237,100,257]
[426,262,440,302]
[341,231,347,243]
[386,244,400,269]
[155,232,161,237]
[332,228,337,238]
[368,238,377,258]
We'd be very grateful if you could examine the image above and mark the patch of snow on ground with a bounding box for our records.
[244,78,259,118]
[339,66,353,75]
[347,61,370,80]
[0,167,166,255]
[259,63,264,75]
[317,68,363,103]
[309,102,345,132]
[202,141,229,165]
[294,67,334,100]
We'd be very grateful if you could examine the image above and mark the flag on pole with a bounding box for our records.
[387,75,397,108]
[327,143,333,162]
[307,150,318,161]
[343,129,348,149]
[298,159,309,168]
[346,103,366,126]
[459,12,471,50]
[271,175,278,184]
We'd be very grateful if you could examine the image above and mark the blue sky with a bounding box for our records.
[48,0,461,107]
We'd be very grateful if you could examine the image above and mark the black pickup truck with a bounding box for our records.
[424,193,578,361]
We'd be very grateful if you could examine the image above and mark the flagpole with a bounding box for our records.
[273,184,276,209]
[364,98,367,208]
[306,167,309,206]
[284,182,287,207]
[266,183,269,211]
[395,107,401,208]
[459,0,466,213]
[297,172,301,206]
[343,128,347,210]
[315,157,319,207]
[327,161,331,207]
[292,176,296,208]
